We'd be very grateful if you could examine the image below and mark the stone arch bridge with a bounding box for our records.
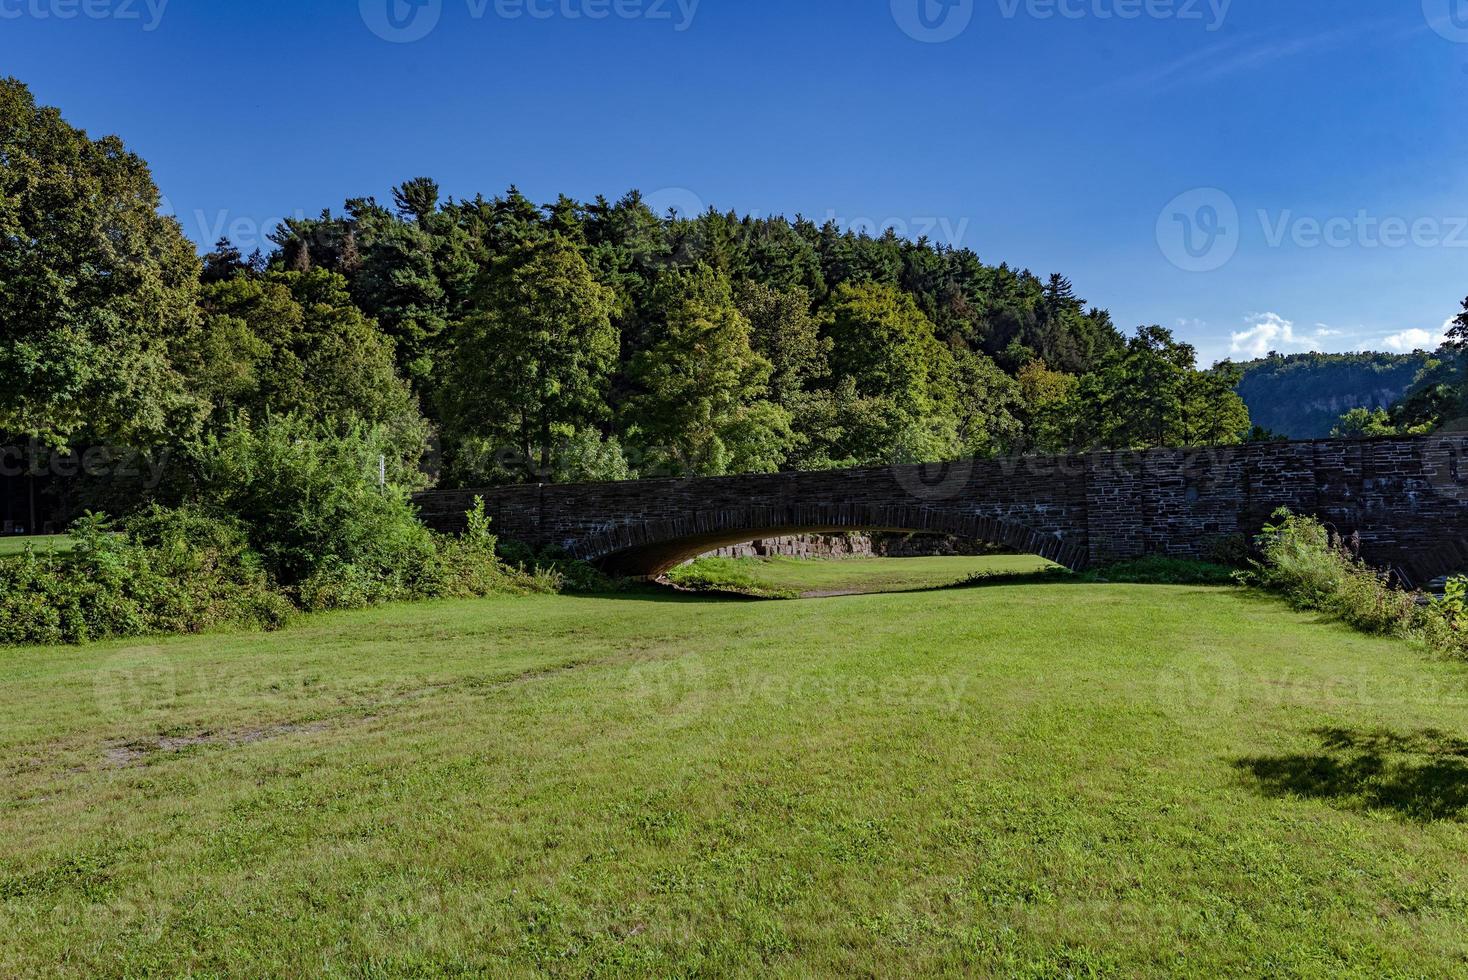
[416,436,1468,585]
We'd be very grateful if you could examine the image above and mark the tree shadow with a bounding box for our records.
[1236,726,1468,822]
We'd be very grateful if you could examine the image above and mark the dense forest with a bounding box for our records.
[0,79,1250,503]
[4,76,1466,526]
[1233,352,1434,439]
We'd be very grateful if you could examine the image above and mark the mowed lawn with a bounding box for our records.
[4,571,1468,975]
[0,535,72,558]
[674,554,1056,597]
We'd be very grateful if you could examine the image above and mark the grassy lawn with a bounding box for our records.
[4,572,1468,975]
[668,554,1057,598]
[0,535,72,559]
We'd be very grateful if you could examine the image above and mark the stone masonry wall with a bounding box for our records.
[416,436,1468,584]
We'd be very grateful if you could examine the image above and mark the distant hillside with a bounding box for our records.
[1233,352,1432,439]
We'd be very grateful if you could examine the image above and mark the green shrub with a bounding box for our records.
[0,495,559,645]
[292,499,557,612]
[0,509,293,646]
[1085,557,1237,586]
[185,414,437,589]
[1421,578,1468,658]
[1240,509,1467,658]
[412,499,559,600]
[1241,509,1419,636]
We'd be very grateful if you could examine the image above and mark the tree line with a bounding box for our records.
[7,76,1462,514]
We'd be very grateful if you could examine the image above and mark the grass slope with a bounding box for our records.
[668,554,1056,598]
[3,573,1468,975]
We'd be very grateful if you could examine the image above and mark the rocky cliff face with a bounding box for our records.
[1234,353,1430,438]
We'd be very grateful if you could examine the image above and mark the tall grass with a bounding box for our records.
[1242,509,1466,658]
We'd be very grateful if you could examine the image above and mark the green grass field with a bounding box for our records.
[668,554,1056,598]
[0,535,72,558]
[4,559,1468,975]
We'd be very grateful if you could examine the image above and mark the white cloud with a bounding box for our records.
[1381,318,1454,353]
[1230,313,1333,358]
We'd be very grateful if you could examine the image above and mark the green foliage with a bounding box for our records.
[1077,327,1250,450]
[296,498,555,612]
[819,283,960,463]
[1389,298,1468,433]
[172,418,555,614]
[1241,509,1465,657]
[184,414,435,588]
[1084,557,1238,586]
[0,509,293,646]
[1421,577,1468,658]
[623,264,792,476]
[551,429,634,484]
[188,269,430,470]
[1331,407,1405,439]
[0,78,204,447]
[441,235,618,482]
[0,488,559,644]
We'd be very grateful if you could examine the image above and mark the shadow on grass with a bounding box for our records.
[1236,726,1468,822]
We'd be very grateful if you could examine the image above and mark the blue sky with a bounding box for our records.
[5,0,1466,365]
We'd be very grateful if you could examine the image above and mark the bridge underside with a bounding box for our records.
[566,505,1091,578]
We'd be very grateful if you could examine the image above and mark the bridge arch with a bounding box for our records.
[564,502,1091,578]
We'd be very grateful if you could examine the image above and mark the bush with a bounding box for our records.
[1,416,599,645]
[0,494,562,645]
[1240,509,1418,636]
[1240,509,1467,658]
[0,509,293,646]
[1085,557,1237,586]
[185,414,438,588]
[292,498,558,612]
[1421,578,1468,658]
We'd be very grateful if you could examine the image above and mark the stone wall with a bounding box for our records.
[702,534,876,561]
[416,435,1468,584]
[698,533,1003,561]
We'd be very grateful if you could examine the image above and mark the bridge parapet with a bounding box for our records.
[416,436,1468,583]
